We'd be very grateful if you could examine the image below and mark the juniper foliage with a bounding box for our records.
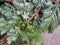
[0,0,60,45]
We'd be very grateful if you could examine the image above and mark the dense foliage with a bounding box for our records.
[0,0,60,45]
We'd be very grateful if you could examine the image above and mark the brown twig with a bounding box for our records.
[52,0,57,4]
[28,6,41,22]
[6,0,14,2]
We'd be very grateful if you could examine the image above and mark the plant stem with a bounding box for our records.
[28,6,41,22]
[29,39,33,45]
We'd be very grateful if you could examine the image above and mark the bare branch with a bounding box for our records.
[28,6,41,22]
